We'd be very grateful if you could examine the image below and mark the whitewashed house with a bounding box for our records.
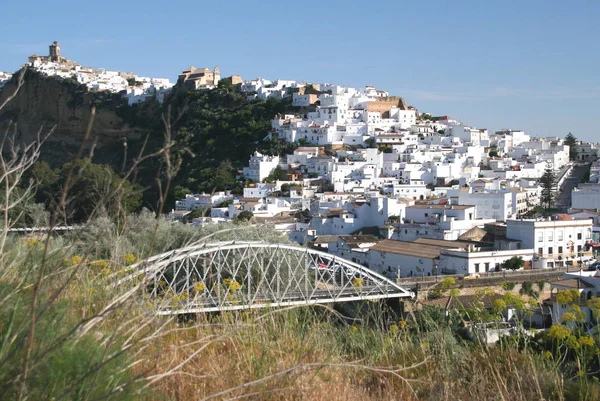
[243,152,281,182]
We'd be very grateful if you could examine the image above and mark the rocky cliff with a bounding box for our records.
[0,69,147,166]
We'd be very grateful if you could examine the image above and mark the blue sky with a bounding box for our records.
[2,0,599,142]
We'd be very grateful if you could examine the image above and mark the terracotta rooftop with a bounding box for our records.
[170,210,191,216]
[370,240,446,258]
[553,278,593,289]
[339,235,380,245]
[313,235,340,244]
[407,204,473,210]
[413,238,482,248]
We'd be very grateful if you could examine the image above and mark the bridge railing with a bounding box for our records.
[124,241,414,314]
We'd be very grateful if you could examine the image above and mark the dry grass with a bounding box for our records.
[140,307,581,401]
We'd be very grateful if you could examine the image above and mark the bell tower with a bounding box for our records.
[213,66,221,85]
[49,41,61,62]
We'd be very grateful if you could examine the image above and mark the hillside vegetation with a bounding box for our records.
[1,71,299,217]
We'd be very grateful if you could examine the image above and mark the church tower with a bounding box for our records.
[213,66,221,85]
[49,41,61,62]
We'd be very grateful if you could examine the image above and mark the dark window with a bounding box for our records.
[578,233,582,240]
[538,248,543,255]
[548,247,553,255]
[475,263,480,272]
[558,246,563,254]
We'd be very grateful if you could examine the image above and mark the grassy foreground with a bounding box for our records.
[1,214,599,400]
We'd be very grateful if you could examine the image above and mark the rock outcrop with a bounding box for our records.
[0,69,145,165]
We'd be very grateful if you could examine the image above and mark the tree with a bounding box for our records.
[187,207,209,220]
[488,150,499,158]
[540,165,556,209]
[236,211,253,222]
[215,200,233,208]
[51,159,142,222]
[174,185,192,200]
[564,133,578,161]
[502,256,525,271]
[264,165,288,182]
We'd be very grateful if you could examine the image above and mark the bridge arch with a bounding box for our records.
[128,241,414,314]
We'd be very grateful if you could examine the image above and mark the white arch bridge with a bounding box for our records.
[129,241,414,314]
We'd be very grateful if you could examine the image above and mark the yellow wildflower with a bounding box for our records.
[579,335,595,347]
[352,277,364,288]
[121,253,139,266]
[226,280,241,292]
[90,260,110,269]
[64,255,84,266]
[548,324,571,341]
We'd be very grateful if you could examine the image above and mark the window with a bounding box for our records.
[538,247,543,255]
[548,247,553,255]
[558,246,563,254]
[475,263,480,272]
[587,229,592,239]
[484,262,490,272]
[548,231,553,241]
[558,231,563,241]
[577,245,582,253]
[577,232,582,240]
[538,232,544,242]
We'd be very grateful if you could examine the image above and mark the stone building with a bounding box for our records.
[178,66,221,89]
[28,41,69,65]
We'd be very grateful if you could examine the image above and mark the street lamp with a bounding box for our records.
[433,262,439,282]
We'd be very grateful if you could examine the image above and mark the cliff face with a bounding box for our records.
[0,69,144,165]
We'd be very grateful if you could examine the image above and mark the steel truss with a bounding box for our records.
[129,241,414,314]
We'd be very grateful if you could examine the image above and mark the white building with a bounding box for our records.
[404,204,477,224]
[309,196,404,236]
[506,216,594,269]
[174,191,232,211]
[0,72,12,90]
[550,270,600,325]
[571,184,600,210]
[243,183,277,198]
[457,189,514,221]
[326,235,380,267]
[368,238,534,278]
[243,152,281,182]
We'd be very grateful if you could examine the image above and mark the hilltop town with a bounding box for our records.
[3,4,600,395]
[2,41,600,330]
